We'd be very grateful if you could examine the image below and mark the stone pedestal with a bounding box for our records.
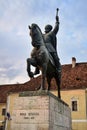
[6,91,72,130]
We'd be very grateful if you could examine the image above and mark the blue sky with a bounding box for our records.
[0,0,87,85]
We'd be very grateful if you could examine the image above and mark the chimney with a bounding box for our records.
[72,57,76,68]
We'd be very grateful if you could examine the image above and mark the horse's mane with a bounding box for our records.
[31,23,44,41]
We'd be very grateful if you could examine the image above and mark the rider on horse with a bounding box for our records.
[27,9,61,98]
[34,8,61,76]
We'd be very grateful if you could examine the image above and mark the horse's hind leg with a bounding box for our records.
[47,77,51,91]
[55,72,61,99]
[41,63,47,90]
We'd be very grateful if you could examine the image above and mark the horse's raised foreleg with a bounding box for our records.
[27,58,37,78]
[47,77,51,91]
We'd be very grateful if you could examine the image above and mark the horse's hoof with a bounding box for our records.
[34,69,40,75]
[28,72,34,78]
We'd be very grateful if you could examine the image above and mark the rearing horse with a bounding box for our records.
[27,23,61,98]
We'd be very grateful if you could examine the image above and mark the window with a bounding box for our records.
[71,97,79,112]
[2,108,6,116]
[72,101,77,111]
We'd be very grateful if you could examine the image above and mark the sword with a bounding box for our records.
[56,8,59,16]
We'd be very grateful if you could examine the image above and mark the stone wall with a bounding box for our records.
[49,94,71,130]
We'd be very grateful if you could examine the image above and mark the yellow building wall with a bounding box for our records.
[0,103,6,126]
[72,122,87,130]
[51,89,87,130]
[6,93,19,114]
[61,89,86,119]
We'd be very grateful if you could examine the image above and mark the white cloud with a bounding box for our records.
[0,59,29,85]
[0,68,7,72]
[8,73,29,84]
[0,73,29,85]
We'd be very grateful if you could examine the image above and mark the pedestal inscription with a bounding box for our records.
[12,96,49,125]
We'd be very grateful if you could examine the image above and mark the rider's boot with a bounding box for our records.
[51,53,61,72]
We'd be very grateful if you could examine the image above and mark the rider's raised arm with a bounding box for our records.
[52,8,60,35]
[52,15,59,35]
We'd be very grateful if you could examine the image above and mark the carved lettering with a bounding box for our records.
[20,113,26,116]
[28,113,39,116]
[24,117,29,119]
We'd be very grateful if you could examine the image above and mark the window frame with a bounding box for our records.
[71,97,79,112]
[2,108,6,116]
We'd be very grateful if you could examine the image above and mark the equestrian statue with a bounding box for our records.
[27,8,61,98]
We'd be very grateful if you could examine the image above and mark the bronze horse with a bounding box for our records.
[27,23,61,98]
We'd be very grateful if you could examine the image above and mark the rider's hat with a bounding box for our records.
[45,24,53,33]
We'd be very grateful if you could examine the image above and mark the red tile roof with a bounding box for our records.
[0,62,87,103]
[0,77,41,103]
[61,62,87,89]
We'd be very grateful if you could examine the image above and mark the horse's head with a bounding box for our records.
[28,23,44,47]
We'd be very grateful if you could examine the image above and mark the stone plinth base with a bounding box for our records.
[6,91,72,130]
